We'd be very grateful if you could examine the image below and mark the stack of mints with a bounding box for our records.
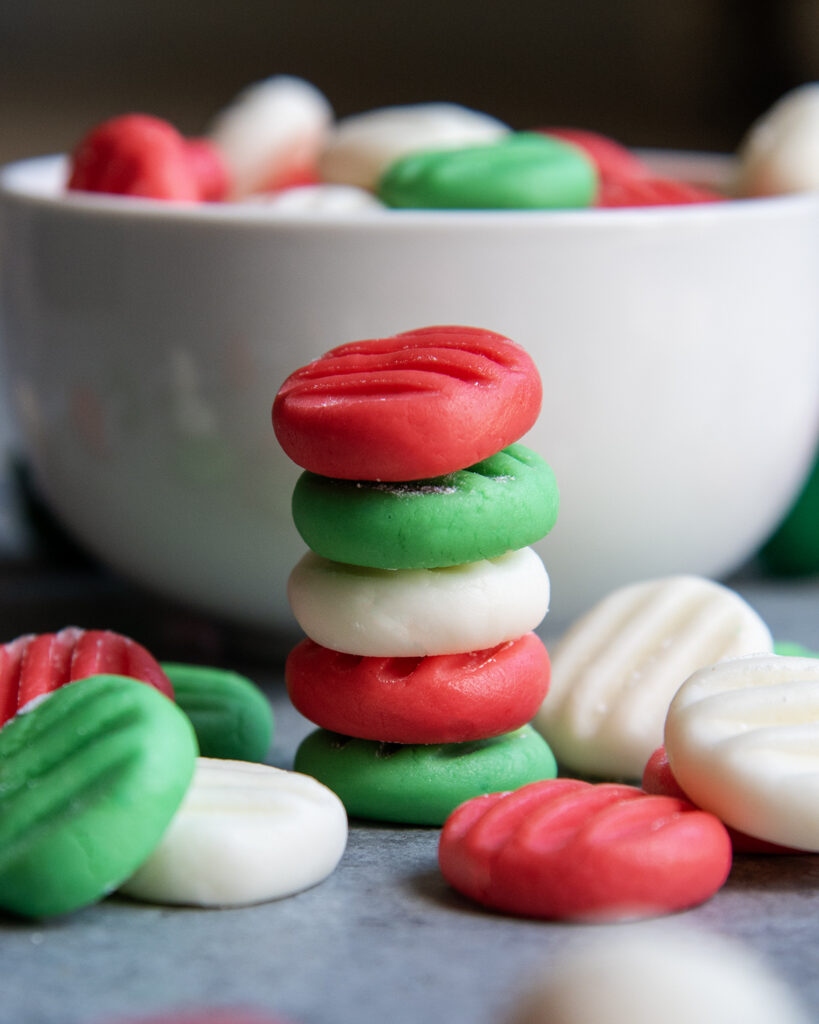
[273,326,560,825]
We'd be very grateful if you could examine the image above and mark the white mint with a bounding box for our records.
[208,75,333,199]
[119,758,348,907]
[534,575,772,779]
[287,547,549,656]
[738,82,819,195]
[665,653,819,851]
[318,102,509,191]
[507,925,811,1024]
[239,183,383,214]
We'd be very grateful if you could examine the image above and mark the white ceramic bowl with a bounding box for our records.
[1,153,818,633]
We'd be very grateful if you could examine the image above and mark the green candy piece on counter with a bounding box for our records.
[377,132,597,210]
[292,443,559,569]
[0,675,197,919]
[759,450,819,575]
[162,662,274,762]
[294,724,558,826]
[774,642,819,658]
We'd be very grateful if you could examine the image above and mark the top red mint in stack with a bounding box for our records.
[272,326,542,481]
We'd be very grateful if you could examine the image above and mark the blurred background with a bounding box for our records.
[1,0,818,165]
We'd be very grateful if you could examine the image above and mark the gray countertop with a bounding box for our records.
[0,491,818,1024]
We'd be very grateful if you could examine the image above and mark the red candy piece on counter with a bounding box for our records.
[597,176,722,207]
[273,326,542,481]
[642,746,798,855]
[185,137,232,201]
[540,127,650,183]
[68,114,202,201]
[286,633,550,744]
[438,778,732,920]
[0,626,174,727]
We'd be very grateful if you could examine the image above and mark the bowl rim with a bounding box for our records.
[2,150,818,231]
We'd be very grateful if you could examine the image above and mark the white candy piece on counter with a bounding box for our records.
[239,183,383,214]
[119,758,348,907]
[288,547,549,657]
[318,102,509,191]
[506,925,811,1024]
[208,75,333,199]
[738,82,819,195]
[665,653,819,851]
[534,575,772,780]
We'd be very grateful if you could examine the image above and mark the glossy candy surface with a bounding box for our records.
[288,547,549,657]
[286,633,550,744]
[378,132,597,210]
[0,675,196,918]
[161,662,273,762]
[0,626,174,728]
[68,114,202,201]
[438,778,732,920]
[120,758,347,907]
[273,326,542,481]
[291,444,559,569]
[294,725,557,826]
[665,654,819,851]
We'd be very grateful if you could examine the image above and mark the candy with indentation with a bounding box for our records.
[208,75,333,199]
[286,633,550,744]
[438,778,731,920]
[0,675,197,918]
[318,102,509,191]
[273,326,542,481]
[665,653,819,851]
[738,82,819,196]
[378,132,597,210]
[0,626,174,728]
[119,758,347,907]
[161,662,273,762]
[294,725,557,826]
[506,926,812,1024]
[292,443,559,569]
[641,745,796,854]
[288,547,549,657]
[68,114,202,201]
[534,575,772,780]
